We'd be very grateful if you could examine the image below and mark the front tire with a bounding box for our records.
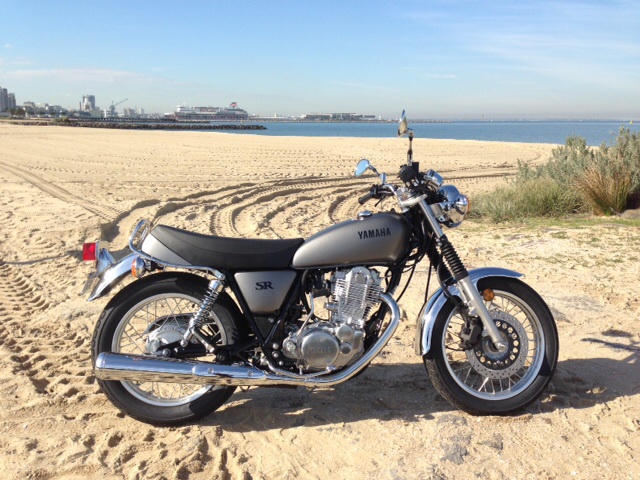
[426,277,558,414]
[92,273,247,426]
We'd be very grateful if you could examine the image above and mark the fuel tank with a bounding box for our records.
[292,212,410,269]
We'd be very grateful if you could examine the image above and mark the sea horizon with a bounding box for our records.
[209,119,639,146]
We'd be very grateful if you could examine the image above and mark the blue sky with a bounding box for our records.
[1,0,639,119]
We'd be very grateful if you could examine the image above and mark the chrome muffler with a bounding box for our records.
[95,293,399,388]
[94,353,269,386]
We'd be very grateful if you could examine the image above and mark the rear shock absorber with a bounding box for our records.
[181,275,226,352]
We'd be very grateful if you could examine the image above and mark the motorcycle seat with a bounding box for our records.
[144,224,304,270]
[142,225,304,271]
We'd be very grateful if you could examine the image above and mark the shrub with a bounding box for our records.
[472,177,583,222]
[523,136,594,185]
[472,127,640,221]
[573,161,632,215]
[599,127,640,194]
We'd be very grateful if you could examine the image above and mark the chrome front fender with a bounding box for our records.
[87,252,137,301]
[414,267,524,357]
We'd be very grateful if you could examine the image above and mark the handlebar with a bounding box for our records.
[358,191,373,205]
[358,183,397,205]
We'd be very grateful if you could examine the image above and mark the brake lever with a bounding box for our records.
[375,184,397,207]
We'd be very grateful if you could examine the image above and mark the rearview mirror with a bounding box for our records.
[355,159,372,177]
[398,110,409,137]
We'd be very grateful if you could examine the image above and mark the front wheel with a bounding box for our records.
[426,277,558,414]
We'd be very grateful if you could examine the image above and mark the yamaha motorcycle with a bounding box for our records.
[84,112,558,425]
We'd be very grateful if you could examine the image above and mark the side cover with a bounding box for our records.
[234,271,297,315]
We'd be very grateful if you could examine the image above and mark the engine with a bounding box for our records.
[282,267,383,371]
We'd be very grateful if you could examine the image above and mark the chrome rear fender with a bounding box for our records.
[87,253,137,301]
[415,267,524,357]
[86,220,224,302]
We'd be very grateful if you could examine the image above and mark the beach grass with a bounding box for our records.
[472,127,640,221]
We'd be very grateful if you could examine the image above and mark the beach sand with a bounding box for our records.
[0,124,638,479]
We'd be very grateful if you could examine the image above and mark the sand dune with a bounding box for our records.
[0,124,638,479]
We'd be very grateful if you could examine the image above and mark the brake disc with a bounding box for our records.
[465,310,529,380]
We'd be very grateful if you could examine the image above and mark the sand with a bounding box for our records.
[0,123,638,479]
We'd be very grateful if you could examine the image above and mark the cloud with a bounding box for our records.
[4,44,11,49]
[4,68,164,83]
[330,81,397,93]
[425,73,458,80]
[12,58,34,66]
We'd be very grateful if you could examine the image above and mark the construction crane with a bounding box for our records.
[107,98,128,117]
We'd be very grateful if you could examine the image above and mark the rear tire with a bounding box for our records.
[92,273,247,426]
[426,277,558,414]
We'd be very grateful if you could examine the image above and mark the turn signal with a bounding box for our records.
[482,289,495,301]
[83,242,98,262]
[131,257,148,278]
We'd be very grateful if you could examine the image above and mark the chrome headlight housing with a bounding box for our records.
[430,185,469,228]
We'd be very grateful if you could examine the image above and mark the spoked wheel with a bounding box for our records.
[92,273,247,426]
[426,277,558,414]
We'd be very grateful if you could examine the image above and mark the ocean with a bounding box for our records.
[212,120,639,146]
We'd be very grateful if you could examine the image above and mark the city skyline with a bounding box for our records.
[0,85,16,112]
[1,1,639,120]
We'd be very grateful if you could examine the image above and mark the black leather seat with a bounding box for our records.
[150,225,304,270]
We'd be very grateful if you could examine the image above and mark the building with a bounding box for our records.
[0,86,18,112]
[0,88,8,112]
[122,107,145,117]
[82,95,96,111]
[23,101,36,114]
[47,105,65,114]
[78,95,102,118]
[302,112,378,122]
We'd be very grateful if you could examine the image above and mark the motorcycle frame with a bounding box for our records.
[87,220,411,360]
[87,201,516,361]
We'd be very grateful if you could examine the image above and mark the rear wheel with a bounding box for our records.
[426,277,558,414]
[92,273,247,426]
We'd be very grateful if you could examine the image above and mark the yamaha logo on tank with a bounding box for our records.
[358,227,392,239]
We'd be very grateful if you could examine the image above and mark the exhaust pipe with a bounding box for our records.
[95,293,399,388]
[94,353,269,386]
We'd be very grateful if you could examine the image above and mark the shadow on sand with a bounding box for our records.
[202,346,638,432]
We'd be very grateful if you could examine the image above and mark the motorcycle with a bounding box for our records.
[83,112,558,425]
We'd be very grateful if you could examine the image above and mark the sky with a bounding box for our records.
[1,0,639,119]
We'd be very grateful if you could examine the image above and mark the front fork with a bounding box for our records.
[418,200,507,352]
[457,276,508,351]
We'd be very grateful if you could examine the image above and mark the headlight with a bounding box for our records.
[430,185,469,227]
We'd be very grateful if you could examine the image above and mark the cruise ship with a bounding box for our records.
[167,102,248,121]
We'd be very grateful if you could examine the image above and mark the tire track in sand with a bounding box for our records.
[0,160,122,220]
[0,261,90,401]
[210,177,370,238]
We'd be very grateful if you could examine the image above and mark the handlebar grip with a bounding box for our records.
[358,192,372,205]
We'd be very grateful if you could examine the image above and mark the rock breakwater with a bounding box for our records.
[5,119,266,131]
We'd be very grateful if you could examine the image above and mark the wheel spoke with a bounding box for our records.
[463,365,473,385]
[443,288,547,401]
[122,329,146,354]
[111,292,229,406]
[478,377,489,392]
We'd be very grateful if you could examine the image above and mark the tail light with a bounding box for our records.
[83,242,99,262]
